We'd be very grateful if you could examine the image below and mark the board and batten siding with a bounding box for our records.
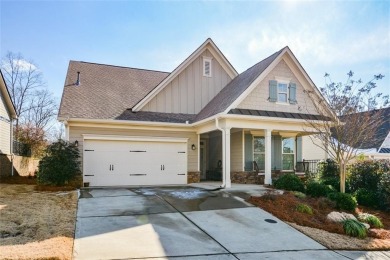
[230,130,243,171]
[237,58,319,115]
[68,126,199,173]
[301,135,328,160]
[0,90,11,155]
[142,49,232,114]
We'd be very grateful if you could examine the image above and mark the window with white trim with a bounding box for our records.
[253,137,265,170]
[278,83,288,103]
[203,57,212,77]
[282,137,295,170]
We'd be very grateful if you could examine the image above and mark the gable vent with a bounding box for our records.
[203,57,212,77]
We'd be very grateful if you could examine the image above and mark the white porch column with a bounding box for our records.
[224,127,231,188]
[264,129,272,185]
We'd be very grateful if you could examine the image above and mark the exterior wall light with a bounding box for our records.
[191,144,196,150]
[74,140,79,147]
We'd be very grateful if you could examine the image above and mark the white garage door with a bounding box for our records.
[83,139,187,186]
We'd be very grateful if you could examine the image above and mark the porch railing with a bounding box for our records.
[296,159,321,177]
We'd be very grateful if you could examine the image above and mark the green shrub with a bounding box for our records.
[348,160,390,192]
[293,191,307,199]
[327,192,357,211]
[296,203,313,214]
[355,188,379,207]
[37,140,81,186]
[378,172,390,211]
[343,219,367,238]
[274,173,305,192]
[358,213,384,228]
[318,159,340,191]
[306,181,334,197]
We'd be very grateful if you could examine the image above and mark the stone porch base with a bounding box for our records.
[187,171,201,183]
[231,171,295,185]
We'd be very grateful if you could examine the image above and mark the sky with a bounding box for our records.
[1,0,389,106]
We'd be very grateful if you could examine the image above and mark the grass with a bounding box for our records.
[296,203,313,215]
[343,219,367,239]
[358,213,384,229]
[0,184,78,259]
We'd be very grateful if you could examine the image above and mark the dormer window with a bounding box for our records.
[203,57,212,77]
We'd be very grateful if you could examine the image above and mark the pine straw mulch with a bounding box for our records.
[0,184,78,259]
[248,191,390,250]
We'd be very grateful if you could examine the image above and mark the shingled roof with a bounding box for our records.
[58,61,169,119]
[195,47,284,122]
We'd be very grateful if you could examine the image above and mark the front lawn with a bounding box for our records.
[248,191,390,250]
[0,184,78,259]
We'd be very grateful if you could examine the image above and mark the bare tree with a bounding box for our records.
[305,71,389,193]
[1,51,58,156]
[25,89,57,130]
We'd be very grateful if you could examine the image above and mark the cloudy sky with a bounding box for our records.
[1,0,389,102]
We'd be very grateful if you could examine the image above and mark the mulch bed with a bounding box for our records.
[248,191,390,238]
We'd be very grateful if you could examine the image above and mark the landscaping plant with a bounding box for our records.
[343,219,367,238]
[293,191,306,199]
[378,172,390,211]
[327,192,357,211]
[318,159,340,191]
[355,188,379,208]
[358,213,384,229]
[296,203,313,215]
[348,160,389,192]
[37,140,81,186]
[273,173,305,192]
[306,181,333,198]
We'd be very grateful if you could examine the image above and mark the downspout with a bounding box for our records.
[10,118,14,177]
[215,118,226,188]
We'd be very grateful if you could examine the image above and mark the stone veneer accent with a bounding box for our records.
[231,171,265,184]
[187,171,201,183]
[231,170,295,185]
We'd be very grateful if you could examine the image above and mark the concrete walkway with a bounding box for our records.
[73,184,390,260]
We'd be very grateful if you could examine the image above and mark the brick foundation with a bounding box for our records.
[187,171,200,183]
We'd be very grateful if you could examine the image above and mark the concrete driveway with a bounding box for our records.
[73,184,389,260]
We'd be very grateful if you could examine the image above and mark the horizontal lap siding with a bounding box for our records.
[0,91,11,155]
[69,126,199,172]
[230,130,243,171]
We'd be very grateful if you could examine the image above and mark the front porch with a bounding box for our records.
[196,117,319,187]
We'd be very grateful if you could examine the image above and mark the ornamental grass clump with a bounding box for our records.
[293,191,306,199]
[358,213,384,229]
[296,203,313,215]
[343,219,367,239]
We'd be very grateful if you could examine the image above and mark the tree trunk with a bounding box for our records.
[340,162,346,193]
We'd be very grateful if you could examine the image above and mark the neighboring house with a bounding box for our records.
[0,70,18,176]
[304,107,390,162]
[58,38,330,187]
[0,70,17,155]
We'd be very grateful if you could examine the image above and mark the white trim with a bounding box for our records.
[241,130,245,171]
[82,134,188,143]
[132,39,238,112]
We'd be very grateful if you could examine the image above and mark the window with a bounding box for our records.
[253,137,265,170]
[203,57,212,77]
[278,83,288,103]
[269,80,297,104]
[282,138,295,170]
